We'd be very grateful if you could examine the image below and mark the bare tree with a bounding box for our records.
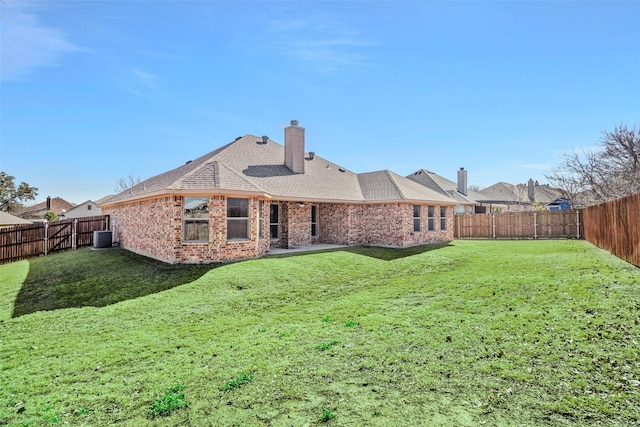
[114,175,142,193]
[545,167,585,208]
[547,124,640,206]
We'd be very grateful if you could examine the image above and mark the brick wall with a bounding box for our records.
[318,202,454,247]
[105,195,454,263]
[284,202,312,247]
[104,195,270,263]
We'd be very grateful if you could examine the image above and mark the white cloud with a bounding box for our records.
[122,67,161,96]
[266,10,374,73]
[0,1,78,81]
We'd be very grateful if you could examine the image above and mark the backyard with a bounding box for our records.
[0,240,639,426]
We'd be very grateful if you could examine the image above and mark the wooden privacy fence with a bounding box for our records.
[583,192,640,267]
[455,210,583,240]
[0,215,110,264]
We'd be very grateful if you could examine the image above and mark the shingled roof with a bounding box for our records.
[407,169,486,204]
[479,181,562,204]
[103,134,455,206]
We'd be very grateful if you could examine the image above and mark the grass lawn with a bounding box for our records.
[0,240,639,426]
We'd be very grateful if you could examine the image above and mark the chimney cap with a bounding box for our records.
[460,167,464,170]
[290,119,299,126]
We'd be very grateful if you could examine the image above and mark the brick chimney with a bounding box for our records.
[457,167,468,196]
[284,120,305,174]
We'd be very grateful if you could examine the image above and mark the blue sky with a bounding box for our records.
[2,0,639,205]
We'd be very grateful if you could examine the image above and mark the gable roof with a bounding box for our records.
[0,211,33,227]
[479,182,562,204]
[104,135,456,206]
[59,200,102,218]
[407,169,486,204]
[359,170,454,203]
[478,182,526,203]
[14,197,76,219]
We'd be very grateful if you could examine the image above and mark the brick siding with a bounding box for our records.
[105,195,453,263]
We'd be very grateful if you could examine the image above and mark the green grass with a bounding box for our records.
[10,248,215,317]
[0,241,639,426]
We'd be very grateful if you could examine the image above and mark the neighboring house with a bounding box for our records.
[0,211,33,228]
[406,167,488,214]
[102,120,457,263]
[478,180,562,212]
[59,200,102,219]
[15,197,75,220]
[546,197,572,210]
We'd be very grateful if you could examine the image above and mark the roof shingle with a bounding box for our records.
[104,135,457,205]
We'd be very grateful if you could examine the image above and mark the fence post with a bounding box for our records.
[43,222,49,256]
[73,219,78,250]
[533,212,538,239]
[492,214,496,239]
[576,210,581,239]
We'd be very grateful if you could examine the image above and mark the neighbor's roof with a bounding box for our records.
[479,182,561,203]
[406,169,486,204]
[479,182,529,203]
[14,197,76,219]
[0,211,33,226]
[104,135,456,206]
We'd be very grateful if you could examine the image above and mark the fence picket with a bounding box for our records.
[583,193,640,267]
[454,210,583,240]
[0,215,110,264]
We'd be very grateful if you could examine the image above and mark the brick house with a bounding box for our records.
[101,120,457,263]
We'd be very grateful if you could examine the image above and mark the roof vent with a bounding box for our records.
[235,136,242,141]
[261,135,269,144]
[339,168,345,172]
[185,160,192,164]
[307,151,315,160]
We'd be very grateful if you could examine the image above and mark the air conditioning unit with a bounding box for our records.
[93,230,113,248]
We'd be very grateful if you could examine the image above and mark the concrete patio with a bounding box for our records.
[266,243,347,256]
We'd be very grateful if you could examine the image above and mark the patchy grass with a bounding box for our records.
[0,240,639,426]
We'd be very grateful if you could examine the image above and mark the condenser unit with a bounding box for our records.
[93,230,113,248]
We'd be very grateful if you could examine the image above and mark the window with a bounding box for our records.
[440,206,447,230]
[270,204,279,238]
[227,198,249,241]
[413,205,421,232]
[259,201,264,238]
[427,205,435,231]
[87,205,92,211]
[311,205,318,236]
[184,197,209,241]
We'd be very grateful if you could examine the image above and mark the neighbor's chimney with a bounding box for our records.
[285,120,305,174]
[528,179,535,201]
[46,196,51,210]
[457,167,468,196]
